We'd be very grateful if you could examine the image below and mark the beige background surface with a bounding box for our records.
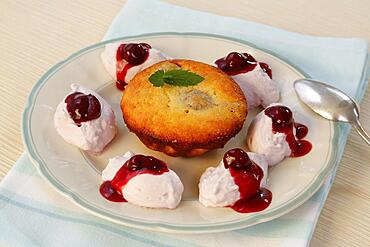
[0,0,369,246]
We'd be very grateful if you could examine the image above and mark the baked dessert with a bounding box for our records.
[215,52,280,109]
[121,59,248,157]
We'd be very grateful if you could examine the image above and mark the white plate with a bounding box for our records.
[22,33,339,233]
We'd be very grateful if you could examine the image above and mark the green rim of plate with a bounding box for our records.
[21,32,361,233]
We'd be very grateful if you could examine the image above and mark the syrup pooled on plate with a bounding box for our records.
[65,92,101,126]
[115,43,151,90]
[223,148,272,213]
[264,105,312,157]
[100,154,169,202]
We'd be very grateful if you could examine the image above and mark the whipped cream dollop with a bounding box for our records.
[102,151,184,209]
[54,84,117,154]
[198,152,268,208]
[232,63,280,109]
[101,42,170,83]
[247,103,312,166]
[247,103,291,166]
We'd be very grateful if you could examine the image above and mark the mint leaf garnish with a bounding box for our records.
[149,70,165,87]
[149,69,204,87]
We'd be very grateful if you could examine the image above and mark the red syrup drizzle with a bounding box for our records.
[115,43,151,90]
[65,92,101,127]
[215,52,272,79]
[264,105,312,157]
[223,148,272,213]
[99,154,169,202]
[259,62,272,79]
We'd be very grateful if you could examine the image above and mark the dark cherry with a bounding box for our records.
[259,62,272,79]
[215,52,257,76]
[99,154,169,202]
[265,105,312,157]
[117,43,151,65]
[226,52,248,68]
[264,105,293,130]
[65,92,101,126]
[294,123,309,139]
[223,148,253,170]
[222,148,272,213]
[126,155,167,172]
[242,53,257,63]
[115,43,151,91]
[215,51,273,79]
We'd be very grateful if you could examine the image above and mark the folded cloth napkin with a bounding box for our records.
[0,0,368,246]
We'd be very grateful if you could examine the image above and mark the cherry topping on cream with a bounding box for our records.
[115,43,151,90]
[215,52,257,76]
[65,92,101,126]
[100,154,169,202]
[215,51,273,80]
[117,43,152,65]
[264,105,312,157]
[265,105,293,129]
[223,148,272,213]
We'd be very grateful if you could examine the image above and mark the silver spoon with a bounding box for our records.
[294,79,370,145]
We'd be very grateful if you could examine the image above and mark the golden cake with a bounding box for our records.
[121,59,248,157]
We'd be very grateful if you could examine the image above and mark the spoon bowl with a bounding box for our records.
[294,79,370,145]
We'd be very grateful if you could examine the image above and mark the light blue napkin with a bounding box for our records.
[0,0,368,246]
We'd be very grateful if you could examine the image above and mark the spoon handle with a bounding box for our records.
[353,120,370,146]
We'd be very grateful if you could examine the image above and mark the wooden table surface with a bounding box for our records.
[0,0,369,246]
